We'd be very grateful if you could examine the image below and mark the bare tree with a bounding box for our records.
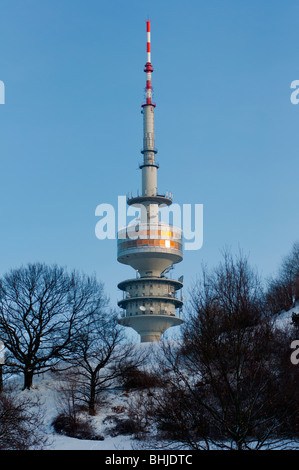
[57,312,147,416]
[0,263,106,390]
[142,251,298,450]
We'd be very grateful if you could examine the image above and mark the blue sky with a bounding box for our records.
[0,0,299,329]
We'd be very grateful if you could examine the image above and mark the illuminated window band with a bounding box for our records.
[118,225,182,241]
[125,229,181,239]
[119,238,182,250]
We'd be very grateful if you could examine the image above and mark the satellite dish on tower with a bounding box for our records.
[139,306,146,311]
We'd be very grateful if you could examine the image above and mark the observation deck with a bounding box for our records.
[117,222,183,277]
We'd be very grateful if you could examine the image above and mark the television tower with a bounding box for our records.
[117,21,184,342]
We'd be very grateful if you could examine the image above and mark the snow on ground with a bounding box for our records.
[46,387,148,451]
[18,378,137,450]
[20,341,159,451]
[274,301,299,330]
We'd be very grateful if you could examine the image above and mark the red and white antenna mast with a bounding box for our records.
[144,20,155,106]
[140,19,158,200]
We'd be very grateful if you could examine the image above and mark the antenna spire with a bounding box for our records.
[144,20,154,106]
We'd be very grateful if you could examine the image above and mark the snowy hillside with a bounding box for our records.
[2,304,298,451]
[31,376,146,450]
[6,341,159,451]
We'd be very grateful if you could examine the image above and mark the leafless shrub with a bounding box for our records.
[52,412,104,441]
[119,365,163,391]
[0,388,50,449]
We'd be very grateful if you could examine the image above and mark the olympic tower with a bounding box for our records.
[117,21,184,342]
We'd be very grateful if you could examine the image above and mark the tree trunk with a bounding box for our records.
[23,368,34,390]
[88,375,97,415]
